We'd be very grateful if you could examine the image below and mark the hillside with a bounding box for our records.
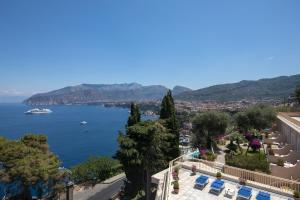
[24,83,191,105]
[175,74,300,101]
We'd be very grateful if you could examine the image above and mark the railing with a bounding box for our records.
[160,170,168,200]
[160,152,300,199]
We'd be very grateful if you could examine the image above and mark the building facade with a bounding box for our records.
[277,112,300,152]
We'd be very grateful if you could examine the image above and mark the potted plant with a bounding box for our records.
[191,165,196,175]
[294,191,300,200]
[174,166,180,174]
[277,159,284,167]
[172,180,179,194]
[172,171,178,180]
[216,172,222,179]
[239,177,247,185]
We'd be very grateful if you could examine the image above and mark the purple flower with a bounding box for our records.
[244,132,253,141]
[250,139,261,151]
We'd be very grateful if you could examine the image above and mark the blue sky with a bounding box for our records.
[0,0,300,96]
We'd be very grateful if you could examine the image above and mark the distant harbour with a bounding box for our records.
[0,103,141,168]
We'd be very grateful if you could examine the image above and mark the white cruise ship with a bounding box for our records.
[24,108,52,114]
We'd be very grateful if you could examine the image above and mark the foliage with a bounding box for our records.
[0,135,61,199]
[159,90,180,160]
[244,132,254,142]
[116,121,170,199]
[71,157,121,184]
[229,131,246,151]
[225,153,269,173]
[234,112,251,132]
[296,86,300,104]
[235,104,276,131]
[276,159,284,167]
[216,172,222,178]
[239,177,247,185]
[172,180,179,189]
[192,111,229,149]
[294,191,300,198]
[160,90,175,119]
[226,142,238,153]
[217,139,226,146]
[127,103,141,127]
[201,151,217,161]
[174,166,180,174]
[250,139,261,151]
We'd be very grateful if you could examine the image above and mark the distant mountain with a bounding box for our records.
[175,74,300,101]
[172,86,193,95]
[24,83,191,105]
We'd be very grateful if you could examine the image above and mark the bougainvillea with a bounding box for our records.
[244,132,253,142]
[250,139,261,151]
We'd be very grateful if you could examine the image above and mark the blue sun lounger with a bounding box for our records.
[238,186,252,199]
[210,179,225,194]
[195,175,209,188]
[256,191,271,200]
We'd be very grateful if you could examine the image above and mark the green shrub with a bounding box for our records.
[71,156,122,184]
[172,180,179,189]
[216,172,222,178]
[294,191,300,198]
[201,151,217,161]
[276,159,284,167]
[225,153,269,173]
[226,142,238,152]
[218,139,226,146]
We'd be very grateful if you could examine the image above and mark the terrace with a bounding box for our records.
[152,153,300,200]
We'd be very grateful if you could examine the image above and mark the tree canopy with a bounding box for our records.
[127,103,141,127]
[116,121,169,199]
[71,156,121,184]
[235,104,276,132]
[192,111,229,149]
[159,90,179,159]
[0,134,62,199]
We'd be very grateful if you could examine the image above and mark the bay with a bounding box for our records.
[0,103,130,168]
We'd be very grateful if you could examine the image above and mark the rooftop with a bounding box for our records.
[277,112,300,133]
[169,168,289,200]
[152,154,299,200]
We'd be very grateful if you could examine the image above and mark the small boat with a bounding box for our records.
[25,108,52,114]
[80,121,87,125]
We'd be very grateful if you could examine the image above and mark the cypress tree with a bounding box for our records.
[127,103,141,127]
[160,90,180,159]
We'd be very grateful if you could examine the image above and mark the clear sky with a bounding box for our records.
[0,0,300,96]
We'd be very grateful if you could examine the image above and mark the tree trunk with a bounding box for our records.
[145,169,151,200]
[246,143,250,156]
[21,185,32,200]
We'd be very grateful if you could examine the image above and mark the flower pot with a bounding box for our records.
[174,188,179,194]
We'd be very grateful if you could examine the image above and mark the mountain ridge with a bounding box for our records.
[175,74,300,101]
[24,83,189,105]
[24,74,300,105]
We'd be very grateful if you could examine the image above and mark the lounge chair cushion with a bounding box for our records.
[256,191,270,200]
[195,175,209,186]
[238,186,252,199]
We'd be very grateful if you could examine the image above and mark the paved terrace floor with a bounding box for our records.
[169,169,290,200]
